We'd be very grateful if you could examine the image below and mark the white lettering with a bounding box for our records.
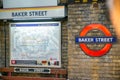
[29,11,47,16]
[78,38,94,42]
[95,38,113,42]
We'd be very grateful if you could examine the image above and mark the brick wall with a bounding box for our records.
[0,21,10,67]
[68,3,120,80]
[61,21,68,68]
[0,21,5,67]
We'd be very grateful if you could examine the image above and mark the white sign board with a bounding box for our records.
[0,6,66,19]
[3,0,59,8]
[10,22,61,68]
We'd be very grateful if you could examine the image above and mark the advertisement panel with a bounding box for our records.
[10,22,61,67]
[3,0,59,8]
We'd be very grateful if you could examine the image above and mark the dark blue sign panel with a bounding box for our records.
[75,37,117,43]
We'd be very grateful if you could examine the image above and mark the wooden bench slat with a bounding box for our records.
[0,67,14,72]
[0,76,66,80]
[51,69,67,74]
[0,68,67,80]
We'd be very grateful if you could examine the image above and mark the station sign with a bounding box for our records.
[0,6,66,20]
[75,24,116,57]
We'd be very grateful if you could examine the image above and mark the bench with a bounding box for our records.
[0,67,67,80]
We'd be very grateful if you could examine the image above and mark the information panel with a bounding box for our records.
[10,22,61,68]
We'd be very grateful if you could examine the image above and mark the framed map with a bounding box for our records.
[10,22,61,67]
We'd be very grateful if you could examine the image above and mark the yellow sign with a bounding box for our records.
[83,0,88,3]
[92,0,98,1]
[68,0,105,4]
[75,0,80,3]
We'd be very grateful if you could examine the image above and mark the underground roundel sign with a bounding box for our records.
[75,24,116,57]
